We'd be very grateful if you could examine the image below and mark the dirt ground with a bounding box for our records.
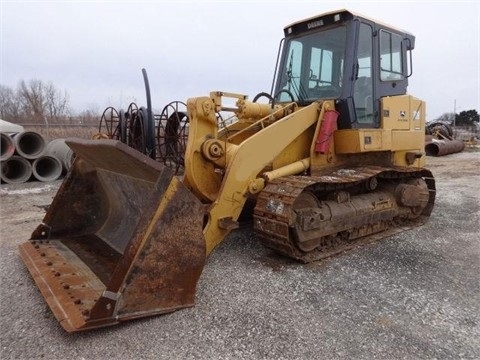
[0,148,479,359]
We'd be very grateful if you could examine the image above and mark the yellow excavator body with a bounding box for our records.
[19,9,435,332]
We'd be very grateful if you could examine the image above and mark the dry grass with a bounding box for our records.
[22,125,99,141]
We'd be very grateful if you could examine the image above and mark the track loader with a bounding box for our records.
[19,9,435,332]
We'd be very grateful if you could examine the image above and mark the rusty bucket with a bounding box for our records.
[19,139,206,332]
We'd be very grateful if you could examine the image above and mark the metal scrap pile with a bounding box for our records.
[425,121,465,156]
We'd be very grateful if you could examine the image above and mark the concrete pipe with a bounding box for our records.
[13,131,46,159]
[32,155,63,182]
[45,138,75,173]
[1,155,33,184]
[1,132,16,161]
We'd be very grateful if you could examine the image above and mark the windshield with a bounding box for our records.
[275,26,347,103]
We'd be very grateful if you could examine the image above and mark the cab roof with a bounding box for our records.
[284,9,415,48]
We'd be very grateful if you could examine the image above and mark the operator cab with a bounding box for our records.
[273,9,415,129]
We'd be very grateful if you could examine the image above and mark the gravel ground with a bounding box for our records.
[1,149,479,359]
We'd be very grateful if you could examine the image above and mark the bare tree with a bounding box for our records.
[77,104,101,125]
[45,82,70,120]
[17,79,46,122]
[14,79,70,123]
[432,112,455,124]
[0,84,21,121]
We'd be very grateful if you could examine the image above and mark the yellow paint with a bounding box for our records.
[201,103,321,254]
[272,129,313,169]
[182,92,427,256]
[381,95,425,132]
[334,129,392,153]
[391,130,424,151]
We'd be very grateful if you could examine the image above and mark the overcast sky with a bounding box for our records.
[1,0,479,119]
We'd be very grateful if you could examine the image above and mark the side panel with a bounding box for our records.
[383,95,426,167]
[333,95,425,167]
[381,95,425,135]
[334,129,392,153]
[272,129,314,170]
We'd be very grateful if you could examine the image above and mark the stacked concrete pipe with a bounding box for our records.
[1,131,33,184]
[0,155,33,184]
[12,131,46,160]
[1,132,15,161]
[44,138,75,173]
[31,155,63,182]
[1,130,63,183]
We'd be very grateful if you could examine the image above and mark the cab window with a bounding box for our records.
[276,26,346,102]
[380,30,404,81]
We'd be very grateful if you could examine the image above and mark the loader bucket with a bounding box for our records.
[18,139,206,332]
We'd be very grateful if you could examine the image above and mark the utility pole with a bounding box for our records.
[44,115,50,141]
[453,99,456,128]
